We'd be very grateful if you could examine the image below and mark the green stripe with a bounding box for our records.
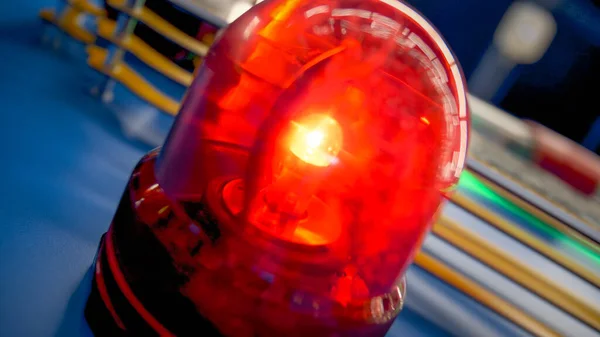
[457,171,600,267]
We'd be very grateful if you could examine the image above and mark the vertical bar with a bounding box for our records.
[99,0,147,102]
[104,0,146,68]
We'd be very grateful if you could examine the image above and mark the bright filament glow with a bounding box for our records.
[250,114,343,244]
[289,114,343,167]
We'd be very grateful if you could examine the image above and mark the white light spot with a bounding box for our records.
[451,64,467,118]
[408,32,436,60]
[380,0,455,64]
[305,5,330,18]
[456,120,468,177]
[432,59,448,83]
[243,16,260,39]
[332,8,372,19]
[306,130,324,148]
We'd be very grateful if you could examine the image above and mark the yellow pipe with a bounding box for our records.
[68,0,106,17]
[40,8,95,44]
[96,17,194,87]
[414,253,561,337]
[107,0,209,57]
[433,218,600,330]
[451,192,600,289]
[87,45,180,115]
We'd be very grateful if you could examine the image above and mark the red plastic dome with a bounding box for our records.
[150,0,469,334]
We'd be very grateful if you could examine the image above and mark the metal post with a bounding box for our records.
[97,0,147,103]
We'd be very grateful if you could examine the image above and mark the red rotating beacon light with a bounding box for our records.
[85,0,469,336]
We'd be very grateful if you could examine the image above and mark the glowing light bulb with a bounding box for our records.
[248,114,344,243]
[306,130,324,149]
[289,114,343,167]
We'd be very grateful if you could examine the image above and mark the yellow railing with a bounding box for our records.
[433,217,600,330]
[40,0,105,43]
[40,0,210,114]
[107,0,210,57]
[40,7,95,44]
[87,45,180,115]
[414,252,561,337]
[452,192,600,289]
[96,17,193,86]
[69,0,106,16]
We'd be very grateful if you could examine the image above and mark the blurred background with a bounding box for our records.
[99,0,600,154]
[411,0,600,155]
[0,0,599,336]
[4,0,598,152]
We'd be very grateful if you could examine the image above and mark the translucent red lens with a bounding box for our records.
[150,0,469,333]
